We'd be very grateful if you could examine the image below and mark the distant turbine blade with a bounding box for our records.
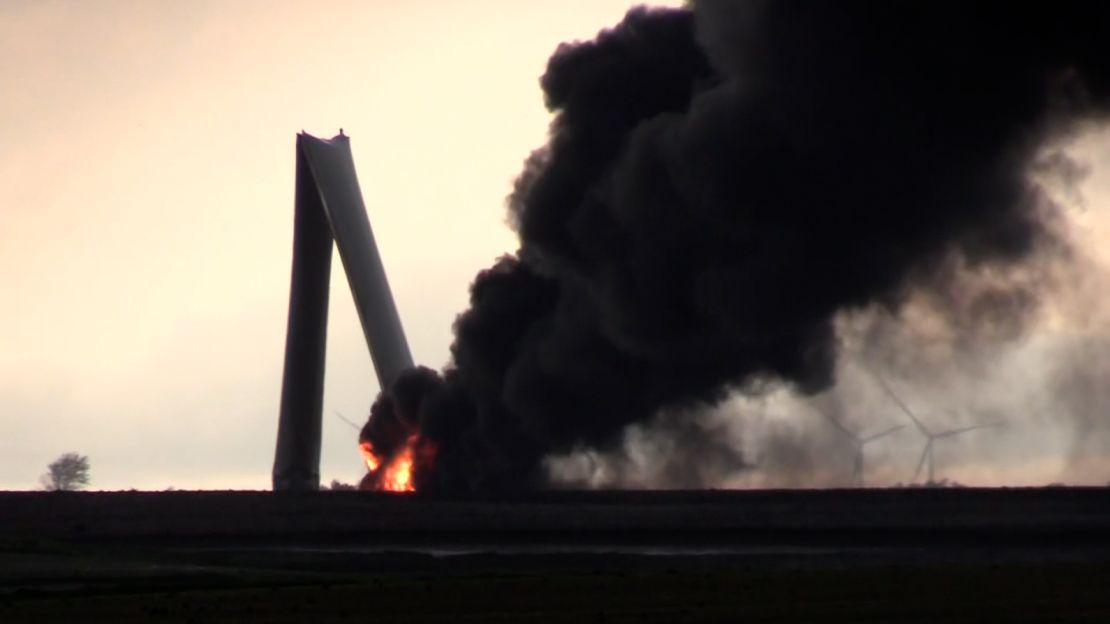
[874,373,931,436]
[935,423,996,438]
[912,442,930,483]
[821,411,857,440]
[861,424,905,444]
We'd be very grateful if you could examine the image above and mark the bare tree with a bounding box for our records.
[41,452,90,491]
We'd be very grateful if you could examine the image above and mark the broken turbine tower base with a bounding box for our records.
[273,132,413,492]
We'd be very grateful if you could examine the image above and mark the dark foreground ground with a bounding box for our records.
[2,487,1109,622]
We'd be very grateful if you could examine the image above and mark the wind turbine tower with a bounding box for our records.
[823,413,903,487]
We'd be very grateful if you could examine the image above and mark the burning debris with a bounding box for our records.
[359,1,1110,492]
[359,438,416,492]
[357,367,441,492]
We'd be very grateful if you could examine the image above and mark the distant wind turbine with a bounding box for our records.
[875,375,1002,485]
[822,413,903,487]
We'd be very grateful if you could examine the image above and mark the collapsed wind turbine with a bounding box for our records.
[273,132,414,492]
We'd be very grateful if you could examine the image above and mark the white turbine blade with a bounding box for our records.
[861,424,905,443]
[912,442,930,483]
[874,374,931,436]
[334,410,363,432]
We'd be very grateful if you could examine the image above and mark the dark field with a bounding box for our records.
[2,488,1110,622]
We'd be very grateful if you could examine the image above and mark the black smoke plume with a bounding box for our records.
[362,1,1110,492]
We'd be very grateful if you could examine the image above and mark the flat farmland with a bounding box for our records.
[2,488,1109,622]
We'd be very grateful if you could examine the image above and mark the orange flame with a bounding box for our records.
[359,436,420,492]
[381,442,415,492]
[359,441,380,472]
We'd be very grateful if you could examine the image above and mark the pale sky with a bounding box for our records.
[4,1,1110,492]
[0,0,684,490]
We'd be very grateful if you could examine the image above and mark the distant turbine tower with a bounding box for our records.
[875,375,1001,485]
[822,413,903,487]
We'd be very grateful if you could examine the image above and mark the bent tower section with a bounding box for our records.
[273,132,413,492]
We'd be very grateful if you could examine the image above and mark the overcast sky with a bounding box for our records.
[4,1,1110,491]
[0,0,687,490]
